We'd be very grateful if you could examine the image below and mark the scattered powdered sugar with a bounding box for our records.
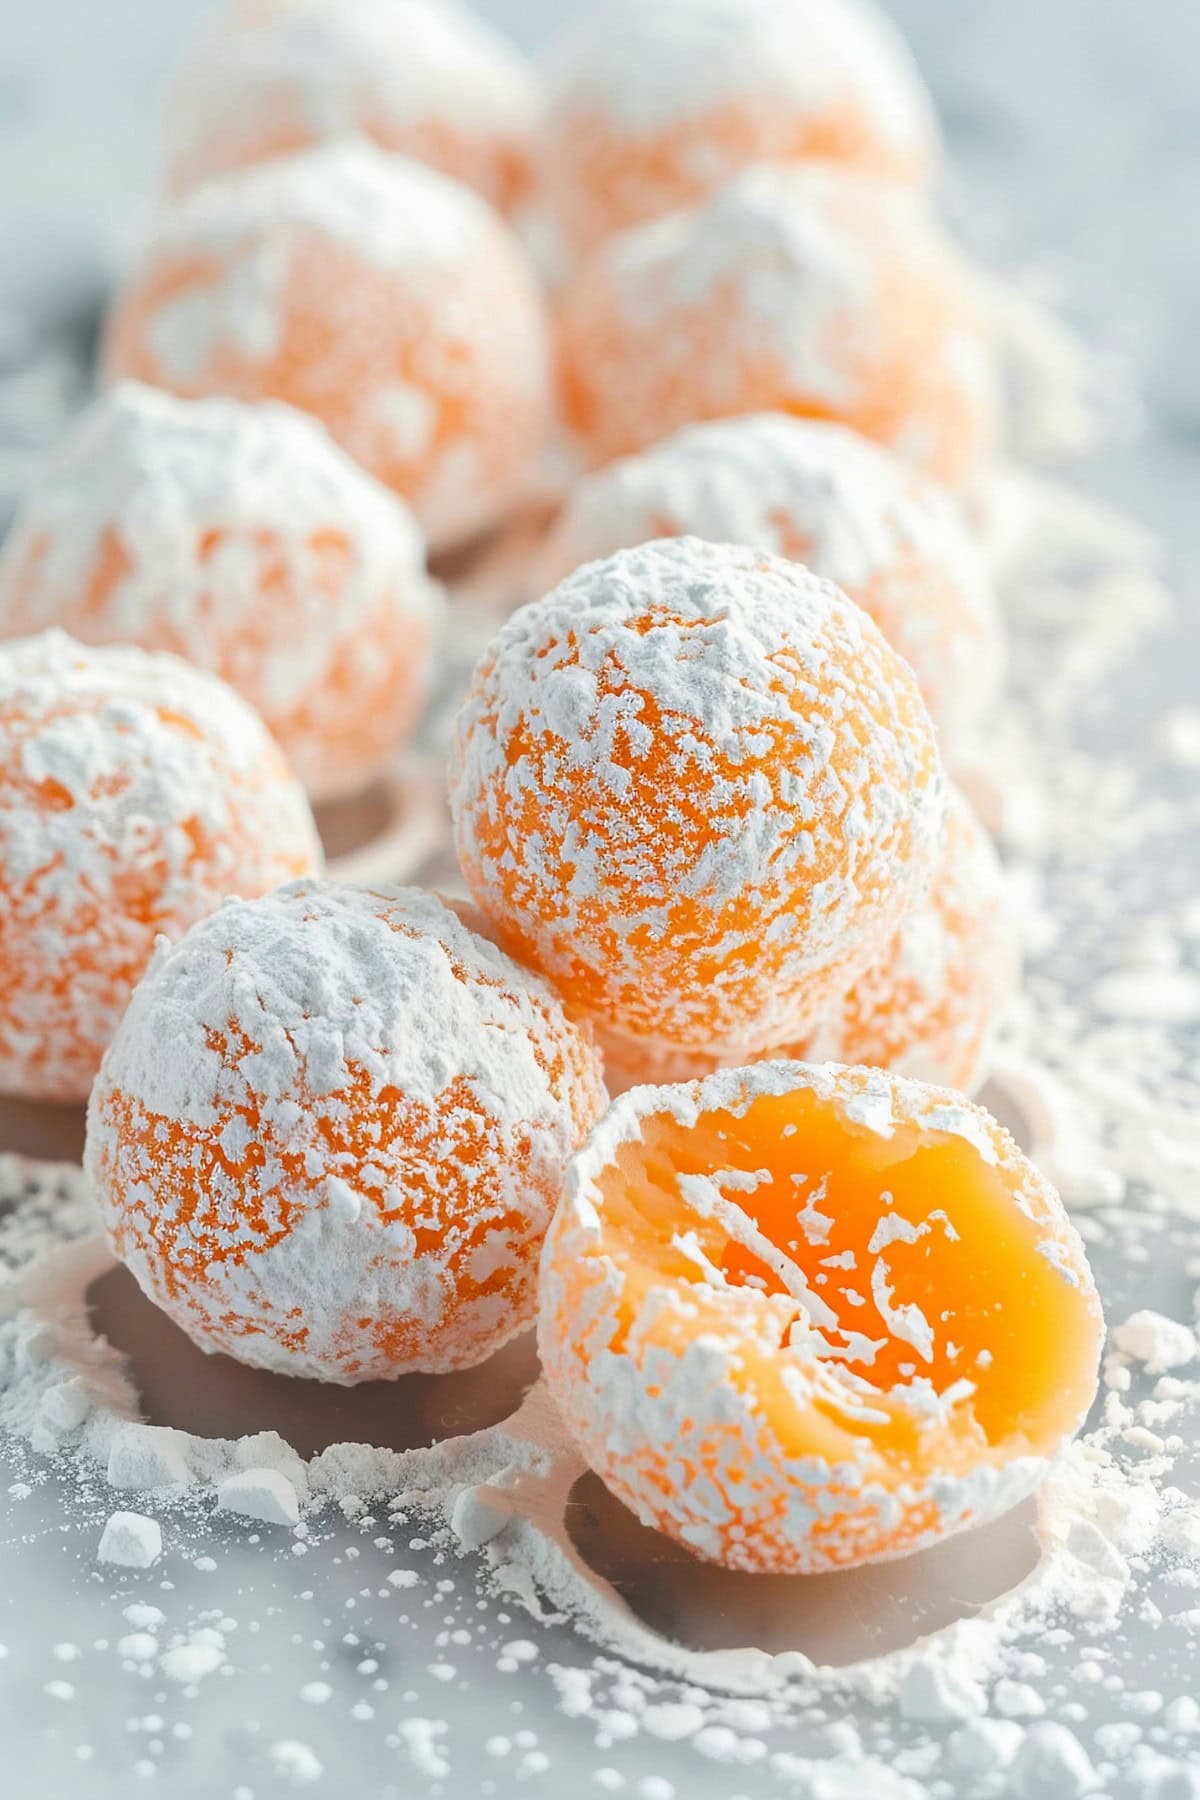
[0,284,1197,1800]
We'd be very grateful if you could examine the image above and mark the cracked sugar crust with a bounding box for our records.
[0,630,321,1103]
[0,382,442,802]
[557,164,998,493]
[538,1060,1103,1575]
[534,414,1004,755]
[450,536,945,1056]
[85,882,607,1382]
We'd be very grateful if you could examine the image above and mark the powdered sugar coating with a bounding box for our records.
[165,0,539,215]
[85,882,607,1382]
[601,786,1018,1095]
[0,383,442,801]
[0,631,320,1102]
[558,165,997,493]
[541,0,937,256]
[450,537,945,1057]
[535,414,1004,754]
[103,141,552,552]
[538,1060,1103,1574]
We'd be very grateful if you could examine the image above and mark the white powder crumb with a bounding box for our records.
[994,1678,1047,1718]
[43,1680,74,1700]
[450,1485,512,1549]
[948,1717,1025,1775]
[1164,1696,1200,1734]
[899,1656,986,1722]
[1114,1310,1197,1373]
[1161,707,1200,767]
[500,1639,539,1664]
[39,1378,90,1433]
[267,1740,324,1787]
[641,1701,706,1741]
[123,1604,164,1630]
[396,1718,450,1780]
[98,1511,162,1568]
[387,1568,420,1589]
[1009,1722,1098,1797]
[116,1633,158,1662]
[216,1467,301,1527]
[107,1423,192,1490]
[299,1681,332,1705]
[159,1639,225,1684]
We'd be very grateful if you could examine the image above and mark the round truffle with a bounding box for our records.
[86,882,608,1381]
[539,1061,1103,1573]
[541,0,937,258]
[535,414,1003,756]
[450,536,945,1059]
[0,383,442,802]
[0,631,321,1102]
[164,0,540,215]
[558,165,997,493]
[601,787,1018,1096]
[104,141,552,552]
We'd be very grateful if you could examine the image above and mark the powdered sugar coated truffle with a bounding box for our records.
[165,0,539,216]
[0,630,320,1103]
[541,0,937,257]
[450,536,945,1059]
[535,414,1004,755]
[85,882,607,1381]
[0,383,442,801]
[103,141,552,552]
[558,165,997,493]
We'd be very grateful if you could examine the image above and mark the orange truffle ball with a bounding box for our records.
[558,166,997,493]
[539,1061,1104,1573]
[0,631,321,1103]
[86,883,607,1381]
[165,0,539,216]
[601,787,1018,1096]
[104,141,552,553]
[541,0,938,258]
[450,537,945,1060]
[534,414,1004,758]
[0,383,442,803]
